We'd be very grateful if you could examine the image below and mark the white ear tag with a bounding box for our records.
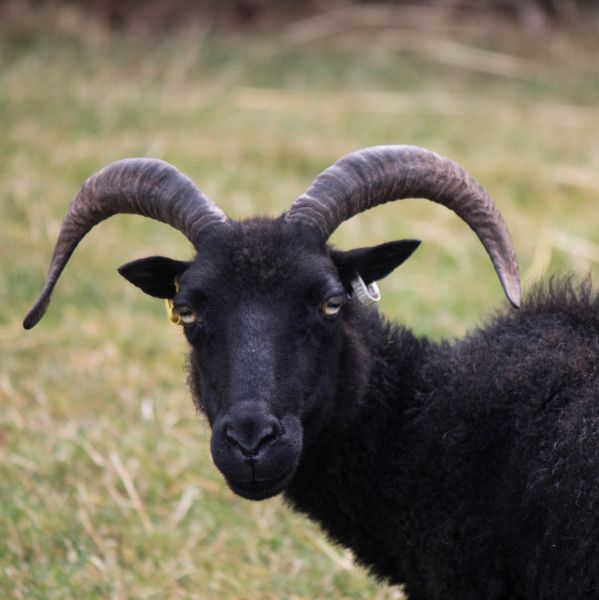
[351,274,381,306]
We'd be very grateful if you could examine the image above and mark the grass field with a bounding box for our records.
[1,4,599,598]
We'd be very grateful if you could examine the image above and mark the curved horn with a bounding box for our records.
[23,158,228,329]
[285,145,520,308]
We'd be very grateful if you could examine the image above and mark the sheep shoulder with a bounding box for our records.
[399,276,599,597]
[424,276,599,422]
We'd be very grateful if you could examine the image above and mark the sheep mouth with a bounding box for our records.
[227,467,295,501]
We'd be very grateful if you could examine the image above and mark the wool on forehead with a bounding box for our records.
[193,217,327,290]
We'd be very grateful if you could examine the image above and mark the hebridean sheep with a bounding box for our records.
[24,146,599,599]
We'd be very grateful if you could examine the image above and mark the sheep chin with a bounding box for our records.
[226,466,296,501]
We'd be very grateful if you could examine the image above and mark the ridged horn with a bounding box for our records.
[23,158,228,329]
[286,145,520,308]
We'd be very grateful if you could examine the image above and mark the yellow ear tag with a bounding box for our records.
[165,278,183,326]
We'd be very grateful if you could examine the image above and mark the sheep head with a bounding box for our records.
[119,218,420,499]
[23,145,521,500]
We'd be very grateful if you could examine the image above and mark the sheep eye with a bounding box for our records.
[177,305,197,325]
[321,295,343,317]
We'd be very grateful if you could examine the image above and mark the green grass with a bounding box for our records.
[2,4,599,598]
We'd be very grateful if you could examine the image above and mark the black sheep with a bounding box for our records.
[24,146,599,598]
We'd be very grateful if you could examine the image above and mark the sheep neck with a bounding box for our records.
[284,308,436,584]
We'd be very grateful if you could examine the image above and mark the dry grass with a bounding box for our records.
[1,4,599,598]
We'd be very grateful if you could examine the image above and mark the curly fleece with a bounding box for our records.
[283,277,599,599]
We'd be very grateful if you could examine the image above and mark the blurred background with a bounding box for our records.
[1,1,598,598]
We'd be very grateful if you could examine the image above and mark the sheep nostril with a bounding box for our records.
[223,427,237,448]
[255,425,278,453]
[223,422,280,459]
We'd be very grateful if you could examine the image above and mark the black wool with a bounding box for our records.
[286,278,599,599]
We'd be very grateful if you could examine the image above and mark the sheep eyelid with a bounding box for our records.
[320,293,345,317]
[174,304,199,325]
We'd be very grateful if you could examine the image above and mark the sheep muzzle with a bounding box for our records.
[210,405,303,501]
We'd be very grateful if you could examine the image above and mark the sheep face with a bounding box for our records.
[188,221,340,500]
[119,217,419,500]
[24,147,517,505]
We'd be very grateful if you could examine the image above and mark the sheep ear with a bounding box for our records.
[118,256,191,299]
[332,240,421,287]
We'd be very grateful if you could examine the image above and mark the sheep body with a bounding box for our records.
[272,278,599,599]
[25,148,597,598]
